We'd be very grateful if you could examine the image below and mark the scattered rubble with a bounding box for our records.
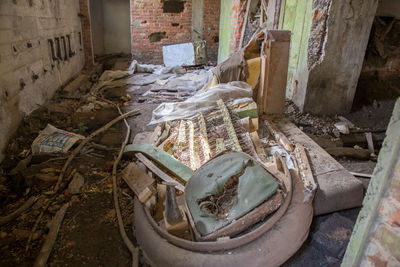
[67,173,84,195]
[0,45,394,265]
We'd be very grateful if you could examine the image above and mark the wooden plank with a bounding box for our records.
[257,51,268,112]
[262,115,364,215]
[294,144,317,193]
[250,117,259,132]
[261,30,291,114]
[124,143,194,182]
[250,131,268,161]
[122,162,155,203]
[325,147,370,160]
[135,153,185,192]
[266,0,277,29]
[365,132,375,155]
[264,119,294,151]
[350,172,372,179]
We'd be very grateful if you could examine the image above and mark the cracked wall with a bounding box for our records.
[130,0,220,64]
[307,0,331,71]
[0,0,85,162]
[280,0,378,115]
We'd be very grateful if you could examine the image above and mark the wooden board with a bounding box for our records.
[122,162,155,203]
[249,131,268,162]
[262,115,364,215]
[260,31,291,114]
[136,153,185,193]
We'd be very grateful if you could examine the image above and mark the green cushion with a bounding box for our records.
[185,152,278,236]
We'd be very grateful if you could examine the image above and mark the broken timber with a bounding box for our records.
[258,31,291,114]
[135,153,185,193]
[122,163,155,203]
[264,119,294,151]
[124,143,193,182]
[294,144,317,195]
[262,115,363,215]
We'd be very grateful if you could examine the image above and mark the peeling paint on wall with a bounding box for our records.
[307,0,331,70]
[0,0,85,162]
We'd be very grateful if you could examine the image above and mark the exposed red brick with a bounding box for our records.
[131,0,220,64]
[372,224,400,261]
[230,0,247,52]
[367,253,388,267]
[388,210,400,227]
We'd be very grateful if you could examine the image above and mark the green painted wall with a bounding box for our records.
[279,0,313,106]
[217,0,234,63]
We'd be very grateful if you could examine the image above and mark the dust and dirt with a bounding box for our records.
[0,57,160,266]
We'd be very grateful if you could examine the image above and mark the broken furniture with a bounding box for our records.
[121,29,363,266]
[133,148,314,266]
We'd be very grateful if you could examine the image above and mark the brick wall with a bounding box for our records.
[203,0,221,62]
[130,0,220,64]
[231,0,247,52]
[131,0,192,64]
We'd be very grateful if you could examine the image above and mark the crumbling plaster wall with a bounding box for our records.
[304,0,379,114]
[130,0,220,64]
[0,0,85,162]
[281,0,378,115]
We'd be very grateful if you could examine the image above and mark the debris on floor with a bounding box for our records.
[0,30,395,266]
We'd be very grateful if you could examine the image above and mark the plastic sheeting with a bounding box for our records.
[149,81,253,124]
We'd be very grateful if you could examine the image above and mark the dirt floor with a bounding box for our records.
[0,57,396,266]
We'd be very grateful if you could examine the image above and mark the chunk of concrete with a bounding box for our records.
[68,173,84,195]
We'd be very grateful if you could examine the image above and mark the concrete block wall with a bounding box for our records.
[343,97,400,266]
[130,0,220,64]
[0,0,85,162]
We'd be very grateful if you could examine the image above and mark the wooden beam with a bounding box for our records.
[260,30,290,114]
